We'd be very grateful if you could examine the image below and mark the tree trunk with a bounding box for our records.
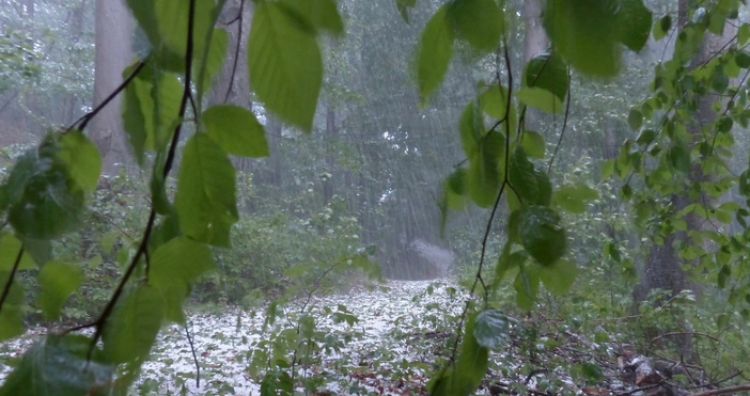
[522,0,547,62]
[91,0,133,175]
[634,0,734,361]
[521,0,548,137]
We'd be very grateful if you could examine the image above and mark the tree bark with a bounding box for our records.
[522,0,547,62]
[91,0,133,175]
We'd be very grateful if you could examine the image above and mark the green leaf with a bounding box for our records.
[279,0,343,35]
[628,108,643,130]
[517,206,566,266]
[459,101,483,157]
[0,271,24,341]
[175,133,239,247]
[462,102,504,208]
[195,28,229,97]
[523,51,569,101]
[712,67,729,93]
[453,315,489,394]
[121,67,151,165]
[580,362,604,382]
[6,135,85,240]
[521,130,546,159]
[38,262,83,320]
[653,15,671,40]
[0,233,35,271]
[616,0,653,51]
[717,115,733,133]
[151,236,216,286]
[122,67,183,161]
[57,130,101,192]
[543,0,621,76]
[443,167,467,210]
[539,259,577,295]
[636,129,656,144]
[155,0,217,63]
[478,85,517,134]
[716,313,729,329]
[150,157,172,215]
[509,147,550,206]
[249,0,322,131]
[735,51,750,68]
[395,0,417,23]
[203,105,269,158]
[466,142,502,207]
[669,141,690,173]
[513,267,540,311]
[472,309,510,349]
[739,23,750,45]
[103,284,165,364]
[447,0,503,51]
[417,5,453,103]
[600,159,615,179]
[150,236,216,323]
[0,335,115,396]
[717,264,731,289]
[554,184,599,213]
[515,87,563,113]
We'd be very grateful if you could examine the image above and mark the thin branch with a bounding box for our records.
[184,318,200,388]
[79,0,198,361]
[616,382,665,396]
[547,69,572,174]
[66,61,146,133]
[687,383,750,396]
[0,246,24,316]
[650,331,722,345]
[224,0,245,103]
[448,40,513,366]
[0,89,19,116]
[680,372,743,390]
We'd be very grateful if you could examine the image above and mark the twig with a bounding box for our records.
[680,372,743,390]
[65,61,146,133]
[0,247,24,316]
[184,318,200,388]
[616,382,665,396]
[687,383,750,396]
[650,332,722,345]
[547,69,572,174]
[78,0,198,362]
[224,0,245,103]
[448,40,514,366]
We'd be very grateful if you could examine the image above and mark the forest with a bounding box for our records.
[0,0,749,395]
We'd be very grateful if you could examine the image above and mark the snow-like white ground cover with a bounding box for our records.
[0,280,466,395]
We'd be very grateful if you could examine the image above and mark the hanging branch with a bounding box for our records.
[64,61,146,133]
[224,0,245,103]
[74,0,199,362]
[0,247,24,316]
[184,318,200,388]
[687,383,750,396]
[447,40,514,366]
[546,69,572,174]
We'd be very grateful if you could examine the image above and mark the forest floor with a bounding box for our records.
[0,280,747,396]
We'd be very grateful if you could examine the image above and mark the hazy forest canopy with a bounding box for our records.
[2,0,750,395]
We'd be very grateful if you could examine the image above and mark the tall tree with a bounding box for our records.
[90,0,133,174]
[633,0,735,359]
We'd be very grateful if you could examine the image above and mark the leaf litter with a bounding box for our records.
[0,281,746,396]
